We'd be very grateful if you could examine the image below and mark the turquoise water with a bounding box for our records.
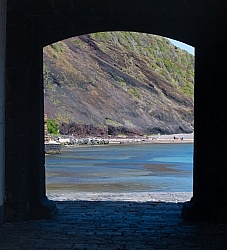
[45,143,193,192]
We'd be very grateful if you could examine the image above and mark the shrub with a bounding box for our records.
[51,43,60,52]
[128,87,141,99]
[47,119,59,135]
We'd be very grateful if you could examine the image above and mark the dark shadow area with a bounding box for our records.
[4,0,227,224]
[0,201,226,249]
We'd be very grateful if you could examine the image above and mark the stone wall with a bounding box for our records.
[45,143,61,154]
[44,114,50,142]
[0,0,6,223]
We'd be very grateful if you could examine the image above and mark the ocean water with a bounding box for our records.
[45,143,193,193]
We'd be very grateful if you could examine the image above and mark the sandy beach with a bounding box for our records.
[47,191,193,203]
[108,133,194,145]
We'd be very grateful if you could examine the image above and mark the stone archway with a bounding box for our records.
[4,0,227,223]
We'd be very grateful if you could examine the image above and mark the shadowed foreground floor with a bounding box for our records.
[0,201,226,249]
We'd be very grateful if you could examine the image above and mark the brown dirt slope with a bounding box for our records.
[44,32,194,135]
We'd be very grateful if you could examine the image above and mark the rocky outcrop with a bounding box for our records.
[59,123,108,138]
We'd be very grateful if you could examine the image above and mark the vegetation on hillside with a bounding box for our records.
[46,118,59,135]
[92,32,194,98]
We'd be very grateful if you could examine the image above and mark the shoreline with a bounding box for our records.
[109,133,193,145]
[61,133,194,148]
[47,191,193,203]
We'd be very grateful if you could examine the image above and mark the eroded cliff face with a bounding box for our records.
[44,32,194,136]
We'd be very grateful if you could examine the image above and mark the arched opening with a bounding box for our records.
[43,31,194,202]
[5,0,226,224]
